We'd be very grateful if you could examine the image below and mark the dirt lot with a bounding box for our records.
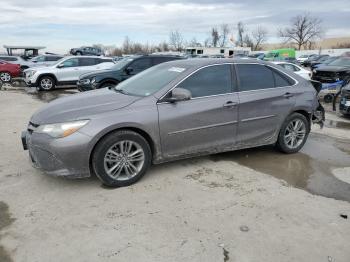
[0,86,350,262]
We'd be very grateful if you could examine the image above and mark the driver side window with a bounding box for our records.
[60,58,79,68]
[178,64,233,98]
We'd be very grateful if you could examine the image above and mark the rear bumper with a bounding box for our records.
[21,130,92,178]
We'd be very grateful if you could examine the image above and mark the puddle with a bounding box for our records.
[24,87,78,103]
[324,120,350,130]
[1,81,78,103]
[0,201,15,262]
[210,133,350,202]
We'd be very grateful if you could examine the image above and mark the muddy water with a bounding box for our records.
[0,201,15,262]
[324,119,350,130]
[210,133,350,202]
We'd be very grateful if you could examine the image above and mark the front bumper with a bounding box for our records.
[21,129,92,178]
[339,96,350,115]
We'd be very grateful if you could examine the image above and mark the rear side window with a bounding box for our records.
[236,64,294,91]
[236,64,275,91]
[46,56,62,61]
[269,67,295,87]
[179,64,232,98]
[79,58,97,66]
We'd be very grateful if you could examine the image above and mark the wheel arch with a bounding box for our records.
[88,126,157,175]
[98,78,119,88]
[37,73,58,85]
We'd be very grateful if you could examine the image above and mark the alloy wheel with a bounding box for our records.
[40,78,53,90]
[103,140,145,181]
[283,119,306,149]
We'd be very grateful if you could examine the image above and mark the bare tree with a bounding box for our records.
[169,30,184,51]
[122,36,132,54]
[279,13,323,50]
[210,27,220,47]
[219,24,230,47]
[236,21,245,47]
[243,34,253,49]
[252,26,268,51]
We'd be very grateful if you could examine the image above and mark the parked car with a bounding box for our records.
[22,59,324,187]
[273,62,311,80]
[312,57,350,103]
[306,55,330,68]
[70,46,103,56]
[24,56,114,91]
[77,55,183,91]
[0,60,21,82]
[311,56,339,71]
[0,55,32,70]
[29,54,64,67]
[339,82,350,116]
[297,54,317,63]
[301,55,329,67]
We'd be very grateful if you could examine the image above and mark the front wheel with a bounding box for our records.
[0,72,11,82]
[276,113,310,154]
[38,76,55,91]
[92,130,152,187]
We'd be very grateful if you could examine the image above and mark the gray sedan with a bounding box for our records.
[22,59,323,187]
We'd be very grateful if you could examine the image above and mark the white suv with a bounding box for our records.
[24,56,114,90]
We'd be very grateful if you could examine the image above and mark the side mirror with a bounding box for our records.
[57,64,64,68]
[125,67,134,75]
[164,88,192,103]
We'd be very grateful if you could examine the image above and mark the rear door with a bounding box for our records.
[236,63,298,146]
[158,64,239,157]
[127,57,152,76]
[78,57,100,76]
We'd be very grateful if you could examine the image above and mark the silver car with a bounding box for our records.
[22,59,323,187]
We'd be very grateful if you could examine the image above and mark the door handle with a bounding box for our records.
[223,101,237,108]
[283,92,294,98]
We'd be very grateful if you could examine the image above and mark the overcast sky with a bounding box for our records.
[1,0,350,53]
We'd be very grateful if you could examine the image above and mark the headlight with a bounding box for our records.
[36,120,89,138]
[80,78,90,85]
[26,70,36,78]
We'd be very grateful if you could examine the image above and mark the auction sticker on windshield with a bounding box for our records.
[168,67,186,73]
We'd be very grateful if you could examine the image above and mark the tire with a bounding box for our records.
[324,94,333,103]
[276,113,310,154]
[76,52,82,56]
[38,76,55,91]
[99,82,118,89]
[0,72,11,82]
[92,130,152,187]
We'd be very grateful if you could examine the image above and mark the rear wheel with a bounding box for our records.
[92,130,152,187]
[0,72,11,82]
[76,51,82,56]
[38,76,55,91]
[276,113,309,154]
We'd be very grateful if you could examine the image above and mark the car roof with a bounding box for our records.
[163,58,267,68]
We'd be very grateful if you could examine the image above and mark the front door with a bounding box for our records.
[158,64,239,158]
[235,63,298,146]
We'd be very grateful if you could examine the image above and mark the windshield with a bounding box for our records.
[53,57,67,66]
[328,57,350,67]
[115,63,187,97]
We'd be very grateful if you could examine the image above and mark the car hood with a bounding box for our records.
[316,66,350,72]
[79,69,119,80]
[30,88,140,124]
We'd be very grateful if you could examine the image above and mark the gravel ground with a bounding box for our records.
[0,90,349,262]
